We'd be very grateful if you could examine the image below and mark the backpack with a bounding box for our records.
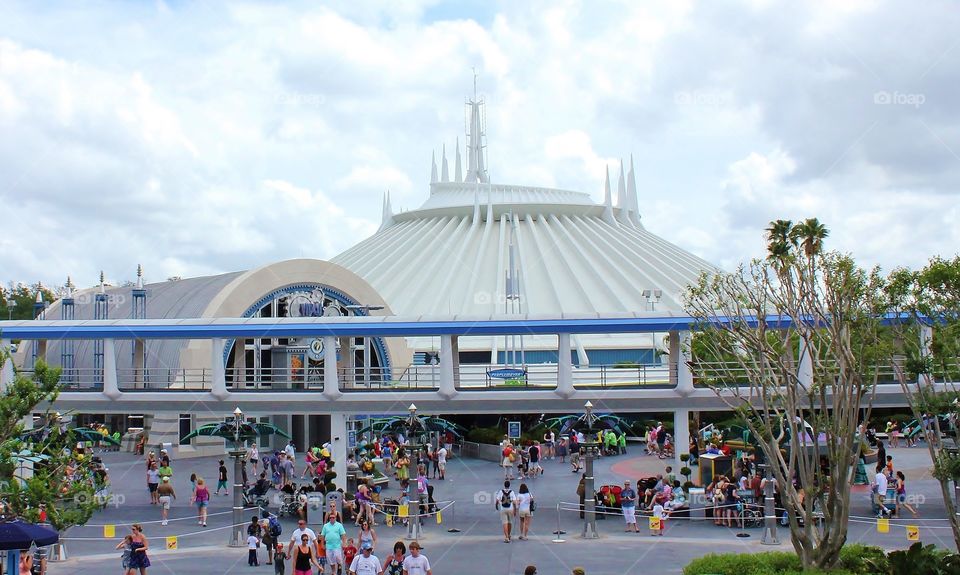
[499,489,513,509]
[268,516,282,538]
[502,447,512,458]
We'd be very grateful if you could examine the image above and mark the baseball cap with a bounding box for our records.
[361,542,373,551]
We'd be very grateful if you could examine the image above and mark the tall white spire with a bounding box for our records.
[430,151,438,184]
[627,154,641,227]
[616,160,630,224]
[472,184,480,224]
[454,137,463,183]
[99,271,106,294]
[602,166,616,225]
[379,190,395,231]
[464,74,489,184]
[136,264,144,289]
[441,144,450,183]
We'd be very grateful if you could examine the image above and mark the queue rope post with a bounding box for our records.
[446,500,460,533]
[736,503,750,538]
[552,502,566,543]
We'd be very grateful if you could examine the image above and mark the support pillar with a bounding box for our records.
[323,336,341,400]
[760,463,779,545]
[102,339,121,399]
[674,408,690,468]
[671,331,694,396]
[211,338,229,400]
[330,413,348,492]
[798,338,813,388]
[920,325,933,385]
[581,441,600,538]
[439,335,458,399]
[556,333,574,398]
[1,339,13,392]
[341,336,355,389]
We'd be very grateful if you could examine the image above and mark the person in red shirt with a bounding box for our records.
[343,537,357,570]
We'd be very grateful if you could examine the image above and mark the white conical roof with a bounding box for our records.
[332,181,717,317]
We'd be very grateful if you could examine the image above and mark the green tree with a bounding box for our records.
[0,282,59,321]
[885,255,960,550]
[0,355,101,530]
[685,220,887,570]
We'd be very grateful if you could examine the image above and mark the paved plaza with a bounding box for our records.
[49,446,947,574]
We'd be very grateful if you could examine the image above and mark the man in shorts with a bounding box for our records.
[157,476,176,526]
[436,445,447,480]
[495,480,518,543]
[320,509,346,574]
[621,480,639,532]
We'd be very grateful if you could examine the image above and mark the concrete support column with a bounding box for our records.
[439,335,458,399]
[330,413,348,491]
[133,340,146,389]
[556,333,574,398]
[674,408,690,468]
[1,339,13,392]
[798,337,813,388]
[211,338,229,400]
[341,336,355,389]
[920,325,933,385]
[323,336,341,400]
[102,339,121,399]
[675,331,694,396]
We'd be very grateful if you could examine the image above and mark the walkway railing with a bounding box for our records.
[17,360,958,393]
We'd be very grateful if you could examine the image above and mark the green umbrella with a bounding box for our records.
[357,415,464,438]
[544,413,632,435]
[180,420,291,444]
[71,427,122,446]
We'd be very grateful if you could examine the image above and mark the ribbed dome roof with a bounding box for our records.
[332,182,718,317]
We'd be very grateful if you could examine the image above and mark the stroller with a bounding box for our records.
[242,484,270,511]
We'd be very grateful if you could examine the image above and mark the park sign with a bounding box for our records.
[487,368,526,380]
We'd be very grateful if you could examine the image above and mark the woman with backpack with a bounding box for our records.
[261,511,281,565]
[502,441,516,480]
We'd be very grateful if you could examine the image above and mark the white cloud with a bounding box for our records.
[0,0,958,291]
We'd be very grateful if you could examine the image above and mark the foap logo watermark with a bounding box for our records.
[275,91,326,108]
[472,291,519,306]
[674,90,731,109]
[73,292,127,306]
[473,490,493,505]
[76,492,126,508]
[874,90,925,108]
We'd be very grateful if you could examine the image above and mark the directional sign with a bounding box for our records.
[907,525,920,541]
[166,536,178,550]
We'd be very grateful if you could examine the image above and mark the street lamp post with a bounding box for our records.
[405,403,424,541]
[581,401,600,538]
[5,298,15,320]
[229,407,247,547]
[759,463,779,544]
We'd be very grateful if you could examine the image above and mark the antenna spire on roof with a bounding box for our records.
[136,264,144,288]
[464,72,489,184]
[99,271,106,294]
[379,190,395,231]
[627,154,641,227]
[602,165,616,225]
[455,137,463,183]
[441,144,450,182]
[616,160,630,224]
[430,151,438,184]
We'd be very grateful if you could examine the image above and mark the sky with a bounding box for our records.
[1,0,959,289]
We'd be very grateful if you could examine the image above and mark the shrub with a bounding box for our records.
[680,453,690,463]
[839,544,887,574]
[466,426,506,445]
[684,550,866,575]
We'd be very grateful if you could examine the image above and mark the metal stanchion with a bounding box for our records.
[447,501,460,533]
[736,504,750,538]
[552,502,566,543]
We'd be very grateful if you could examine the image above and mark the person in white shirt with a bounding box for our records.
[289,519,318,548]
[516,483,534,540]
[874,470,891,516]
[348,542,381,575]
[436,447,447,480]
[402,541,431,575]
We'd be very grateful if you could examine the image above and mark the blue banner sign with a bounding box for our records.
[487,368,527,379]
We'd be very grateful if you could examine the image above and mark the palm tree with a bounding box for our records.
[791,218,829,258]
[765,219,795,264]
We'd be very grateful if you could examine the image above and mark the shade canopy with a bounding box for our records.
[0,520,59,550]
[180,420,291,443]
[544,413,632,435]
